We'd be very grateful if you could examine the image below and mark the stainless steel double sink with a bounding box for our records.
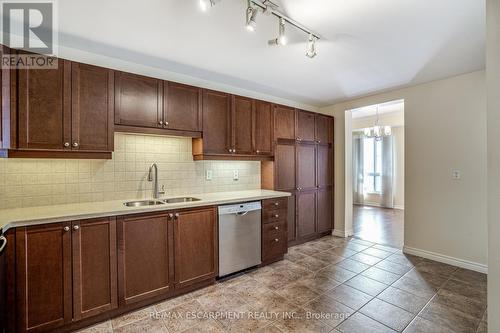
[123,197,201,207]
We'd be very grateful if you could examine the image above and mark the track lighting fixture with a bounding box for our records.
[199,0,216,11]
[268,17,287,46]
[246,1,258,31]
[306,34,317,58]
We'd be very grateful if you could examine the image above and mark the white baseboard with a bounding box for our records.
[332,229,354,238]
[403,246,488,274]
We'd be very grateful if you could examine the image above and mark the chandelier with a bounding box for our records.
[363,105,392,141]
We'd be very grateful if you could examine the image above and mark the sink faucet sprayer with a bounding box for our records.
[147,163,165,199]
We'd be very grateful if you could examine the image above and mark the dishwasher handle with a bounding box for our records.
[236,211,249,216]
[0,236,6,254]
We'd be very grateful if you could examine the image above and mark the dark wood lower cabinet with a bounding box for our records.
[72,218,117,320]
[262,198,288,264]
[316,189,333,233]
[15,223,72,333]
[117,212,173,306]
[174,207,217,288]
[297,191,317,239]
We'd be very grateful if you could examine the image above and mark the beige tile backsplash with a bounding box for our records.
[0,133,261,210]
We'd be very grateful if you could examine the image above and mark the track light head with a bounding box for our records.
[199,0,217,12]
[246,2,258,31]
[306,34,317,58]
[268,17,287,46]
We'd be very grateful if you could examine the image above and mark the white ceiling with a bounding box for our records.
[53,0,484,107]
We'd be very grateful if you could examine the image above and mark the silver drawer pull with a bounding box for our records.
[64,226,70,232]
[274,226,279,230]
[274,238,279,242]
[274,202,279,206]
[274,214,279,218]
[0,235,7,253]
[73,225,79,231]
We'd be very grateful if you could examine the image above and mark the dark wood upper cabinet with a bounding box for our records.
[164,82,202,132]
[72,218,117,321]
[117,212,173,306]
[17,59,71,150]
[317,189,333,233]
[200,90,231,155]
[114,72,162,129]
[315,114,334,144]
[297,191,317,239]
[297,110,316,142]
[297,143,317,191]
[275,143,296,191]
[173,208,217,289]
[71,63,114,152]
[274,105,295,140]
[253,100,273,155]
[317,145,333,188]
[232,95,253,155]
[16,223,72,333]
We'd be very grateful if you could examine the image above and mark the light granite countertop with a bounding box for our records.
[0,190,291,233]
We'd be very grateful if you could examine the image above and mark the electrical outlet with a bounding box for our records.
[233,170,239,181]
[452,170,461,180]
[205,169,212,181]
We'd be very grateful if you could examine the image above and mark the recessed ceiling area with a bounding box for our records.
[55,0,485,107]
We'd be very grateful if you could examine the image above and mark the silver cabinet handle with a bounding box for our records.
[256,150,260,154]
[274,238,279,242]
[164,121,169,126]
[274,214,279,218]
[159,121,163,126]
[168,213,174,219]
[228,148,232,153]
[296,137,302,142]
[174,213,180,218]
[0,235,7,253]
[274,202,279,206]
[64,142,70,147]
[72,142,79,148]
[73,225,79,231]
[274,226,279,230]
[64,226,70,232]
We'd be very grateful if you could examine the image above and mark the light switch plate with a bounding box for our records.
[452,170,461,180]
[233,170,239,181]
[206,169,212,181]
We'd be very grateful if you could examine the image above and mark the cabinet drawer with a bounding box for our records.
[263,220,287,239]
[262,209,287,224]
[262,231,287,261]
[262,198,288,210]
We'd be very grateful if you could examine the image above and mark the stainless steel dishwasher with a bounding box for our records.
[218,201,261,277]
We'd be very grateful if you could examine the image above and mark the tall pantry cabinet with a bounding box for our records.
[262,107,334,246]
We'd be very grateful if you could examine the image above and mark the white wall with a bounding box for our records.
[487,0,499,329]
[322,71,487,271]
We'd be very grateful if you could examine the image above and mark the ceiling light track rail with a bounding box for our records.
[249,0,321,40]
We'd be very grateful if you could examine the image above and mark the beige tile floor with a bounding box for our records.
[78,236,487,333]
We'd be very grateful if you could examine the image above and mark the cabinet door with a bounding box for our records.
[274,105,295,140]
[17,59,71,150]
[317,189,333,233]
[117,213,173,306]
[232,95,253,155]
[72,218,117,321]
[253,100,273,155]
[315,114,334,144]
[297,191,317,239]
[114,72,162,128]
[164,82,202,132]
[317,145,333,188]
[71,63,114,151]
[275,143,296,191]
[16,224,72,333]
[202,90,231,154]
[297,143,317,191]
[297,110,316,142]
[174,208,217,288]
